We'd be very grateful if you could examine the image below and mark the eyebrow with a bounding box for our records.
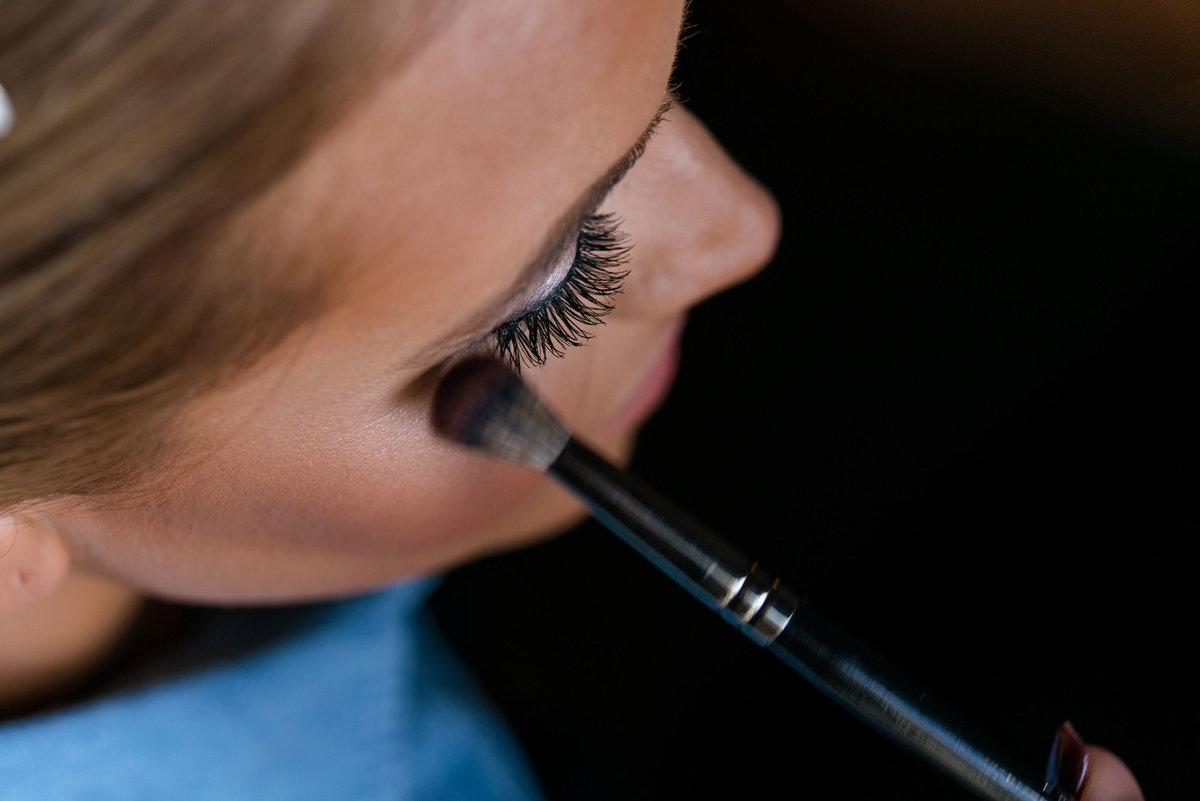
[405,92,677,368]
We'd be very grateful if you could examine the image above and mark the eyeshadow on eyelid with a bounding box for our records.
[511,239,576,317]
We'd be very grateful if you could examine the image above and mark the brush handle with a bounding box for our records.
[767,608,1069,801]
[549,438,1069,801]
[551,439,794,645]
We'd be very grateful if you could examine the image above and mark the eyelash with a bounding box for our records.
[491,212,630,372]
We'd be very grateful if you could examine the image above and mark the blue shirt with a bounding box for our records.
[0,579,545,801]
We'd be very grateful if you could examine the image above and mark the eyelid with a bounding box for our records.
[495,92,676,326]
[499,179,618,321]
[492,212,629,371]
[511,240,575,318]
[398,93,676,370]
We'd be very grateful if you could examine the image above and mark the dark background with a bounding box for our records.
[433,3,1198,799]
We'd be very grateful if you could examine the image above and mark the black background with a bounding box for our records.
[432,3,1198,799]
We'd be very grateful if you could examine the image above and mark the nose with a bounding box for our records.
[606,106,781,318]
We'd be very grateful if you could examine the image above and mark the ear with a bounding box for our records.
[0,511,72,614]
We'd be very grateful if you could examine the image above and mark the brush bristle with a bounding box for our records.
[432,356,570,470]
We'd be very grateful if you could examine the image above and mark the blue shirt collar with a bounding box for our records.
[0,578,543,801]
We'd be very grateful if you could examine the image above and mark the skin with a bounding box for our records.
[0,5,1149,796]
[40,0,779,602]
[1,0,777,698]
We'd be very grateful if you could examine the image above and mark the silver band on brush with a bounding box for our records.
[716,564,797,645]
[549,437,797,646]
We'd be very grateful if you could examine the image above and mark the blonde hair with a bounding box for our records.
[0,1,434,509]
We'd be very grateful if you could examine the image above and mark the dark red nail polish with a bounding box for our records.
[1045,721,1089,800]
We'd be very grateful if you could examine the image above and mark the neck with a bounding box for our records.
[0,571,143,719]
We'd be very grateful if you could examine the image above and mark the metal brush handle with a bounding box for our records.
[550,438,1069,801]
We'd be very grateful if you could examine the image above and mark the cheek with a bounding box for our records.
[74,305,648,602]
[343,439,553,552]
[188,417,554,555]
[67,409,563,603]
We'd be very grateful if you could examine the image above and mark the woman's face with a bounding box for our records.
[55,0,780,602]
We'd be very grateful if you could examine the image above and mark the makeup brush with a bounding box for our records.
[433,355,1071,801]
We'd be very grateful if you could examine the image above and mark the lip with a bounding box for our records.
[596,316,686,437]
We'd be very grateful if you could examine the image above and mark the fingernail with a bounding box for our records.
[1045,721,1089,799]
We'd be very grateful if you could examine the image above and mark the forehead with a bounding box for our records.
[253,0,682,353]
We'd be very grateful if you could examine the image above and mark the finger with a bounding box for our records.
[1079,746,1144,801]
[1046,722,1145,801]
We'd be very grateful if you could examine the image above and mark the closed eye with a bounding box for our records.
[401,92,676,372]
[491,212,629,371]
